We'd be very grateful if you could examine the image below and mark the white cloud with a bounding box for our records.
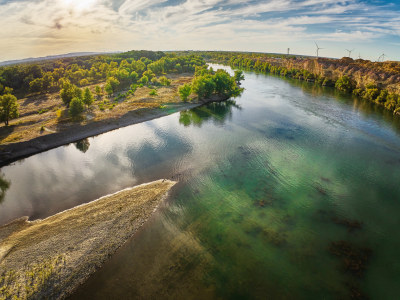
[0,0,399,61]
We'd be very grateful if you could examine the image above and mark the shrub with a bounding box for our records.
[79,79,89,86]
[159,76,171,86]
[335,76,354,93]
[149,89,158,96]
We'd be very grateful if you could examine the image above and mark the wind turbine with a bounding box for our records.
[346,48,355,58]
[378,53,386,62]
[315,42,323,58]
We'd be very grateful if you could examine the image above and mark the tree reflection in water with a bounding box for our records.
[179,100,241,127]
[75,138,90,153]
[0,173,10,204]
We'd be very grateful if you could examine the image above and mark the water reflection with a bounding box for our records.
[0,173,10,204]
[74,138,90,153]
[179,100,241,127]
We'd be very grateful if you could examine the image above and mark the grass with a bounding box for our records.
[0,255,66,299]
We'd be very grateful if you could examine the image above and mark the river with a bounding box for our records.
[1,64,400,299]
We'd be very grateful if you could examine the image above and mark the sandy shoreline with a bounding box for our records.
[0,102,200,167]
[0,179,176,299]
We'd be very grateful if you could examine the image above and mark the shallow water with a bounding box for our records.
[1,65,400,299]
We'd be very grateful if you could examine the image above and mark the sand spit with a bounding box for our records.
[0,179,176,299]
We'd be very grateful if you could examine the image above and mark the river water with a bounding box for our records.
[1,65,400,299]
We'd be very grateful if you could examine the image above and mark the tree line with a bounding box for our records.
[199,52,400,115]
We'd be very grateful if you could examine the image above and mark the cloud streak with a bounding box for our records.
[0,0,399,61]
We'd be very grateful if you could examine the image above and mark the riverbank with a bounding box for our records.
[0,179,176,299]
[0,87,230,167]
[0,102,199,167]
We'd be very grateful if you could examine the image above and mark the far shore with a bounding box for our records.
[0,179,176,299]
[0,101,199,167]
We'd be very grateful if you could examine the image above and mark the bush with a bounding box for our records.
[79,79,89,86]
[149,89,158,96]
[159,76,171,86]
[151,77,160,86]
[335,76,354,93]
[139,75,149,85]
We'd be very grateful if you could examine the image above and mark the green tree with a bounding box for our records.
[0,93,19,126]
[83,88,94,108]
[105,82,113,96]
[69,97,85,118]
[139,75,149,85]
[178,84,191,101]
[95,85,102,98]
[213,69,236,96]
[29,78,43,93]
[130,71,139,83]
[60,82,81,107]
[234,70,245,84]
[192,75,216,99]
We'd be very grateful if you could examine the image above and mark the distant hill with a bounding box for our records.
[0,52,105,67]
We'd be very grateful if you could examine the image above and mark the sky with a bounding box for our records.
[0,0,399,62]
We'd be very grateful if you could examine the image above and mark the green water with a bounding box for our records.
[1,65,400,299]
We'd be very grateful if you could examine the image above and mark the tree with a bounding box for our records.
[83,88,94,108]
[191,75,216,99]
[213,69,236,96]
[130,71,139,83]
[178,84,191,101]
[69,97,84,118]
[139,75,149,85]
[105,82,113,96]
[60,82,81,107]
[234,70,245,84]
[29,78,43,93]
[0,93,19,126]
[95,85,102,98]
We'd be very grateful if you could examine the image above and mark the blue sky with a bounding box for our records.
[0,0,399,61]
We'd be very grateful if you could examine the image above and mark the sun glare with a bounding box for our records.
[63,0,97,11]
